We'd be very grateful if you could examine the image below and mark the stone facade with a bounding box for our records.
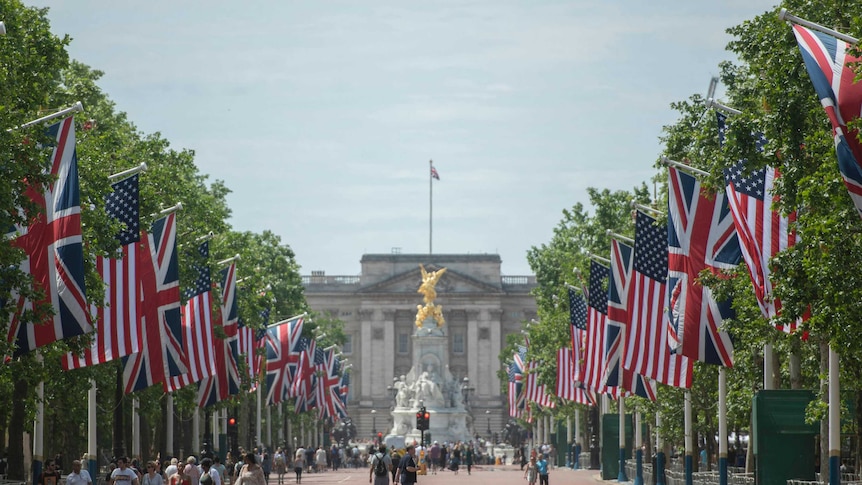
[301,253,537,440]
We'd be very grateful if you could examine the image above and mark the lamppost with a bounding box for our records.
[371,410,377,440]
[485,410,492,436]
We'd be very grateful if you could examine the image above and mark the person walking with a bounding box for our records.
[292,450,305,484]
[66,460,93,485]
[464,444,474,476]
[394,445,418,485]
[524,456,538,485]
[368,445,391,485]
[233,454,265,485]
[274,448,287,485]
[390,450,401,484]
[143,462,165,485]
[536,453,549,485]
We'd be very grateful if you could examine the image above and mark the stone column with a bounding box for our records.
[489,309,504,398]
[359,309,374,400]
[383,309,397,400]
[467,309,481,395]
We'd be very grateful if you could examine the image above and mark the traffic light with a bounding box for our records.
[417,406,430,431]
[228,417,237,430]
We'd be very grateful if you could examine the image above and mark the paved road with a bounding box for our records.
[267,464,606,485]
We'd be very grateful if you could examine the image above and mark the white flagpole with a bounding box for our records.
[829,346,840,485]
[256,385,263,448]
[166,394,174,457]
[18,101,84,129]
[132,398,140,461]
[778,9,858,44]
[193,408,201,455]
[685,391,693,484]
[88,380,98,478]
[618,398,628,481]
[719,368,728,485]
[429,159,433,254]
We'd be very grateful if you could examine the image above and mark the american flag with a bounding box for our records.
[792,24,862,218]
[63,174,141,369]
[123,213,187,393]
[667,166,741,367]
[603,239,657,401]
[264,315,304,405]
[581,261,612,395]
[624,211,693,388]
[237,318,264,390]
[165,243,216,392]
[721,117,803,334]
[7,117,92,355]
[555,347,594,405]
[431,165,440,180]
[315,349,343,421]
[198,263,241,407]
[568,287,587,383]
[524,360,555,408]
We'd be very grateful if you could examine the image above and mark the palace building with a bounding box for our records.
[301,253,537,440]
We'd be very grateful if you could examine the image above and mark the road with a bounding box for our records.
[267,464,606,485]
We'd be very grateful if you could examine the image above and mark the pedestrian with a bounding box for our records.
[165,459,179,480]
[183,458,200,485]
[524,456,538,485]
[315,446,327,473]
[292,450,305,484]
[390,450,401,484]
[200,458,221,485]
[233,453,265,485]
[40,460,62,485]
[274,448,286,485]
[465,443,474,476]
[261,450,272,482]
[537,453,549,485]
[66,460,93,485]
[394,445,418,485]
[212,457,226,485]
[143,461,165,485]
[368,445,391,485]
[111,458,140,485]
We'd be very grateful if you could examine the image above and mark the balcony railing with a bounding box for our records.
[301,275,361,285]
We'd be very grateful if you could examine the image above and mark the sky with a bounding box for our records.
[27,1,778,276]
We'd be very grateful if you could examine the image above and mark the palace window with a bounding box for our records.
[453,332,465,354]
[343,334,353,354]
[398,333,409,354]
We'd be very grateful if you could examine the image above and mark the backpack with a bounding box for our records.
[373,453,387,477]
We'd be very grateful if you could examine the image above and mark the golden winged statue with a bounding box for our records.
[415,264,447,328]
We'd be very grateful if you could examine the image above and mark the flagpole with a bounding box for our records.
[429,159,433,254]
[778,9,858,44]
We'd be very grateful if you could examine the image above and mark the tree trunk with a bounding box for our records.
[789,339,802,390]
[155,395,167,460]
[771,350,782,389]
[7,377,28,480]
[820,339,829,482]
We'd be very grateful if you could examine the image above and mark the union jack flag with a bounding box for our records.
[315,349,343,421]
[338,371,350,418]
[791,24,862,218]
[507,360,524,418]
[431,165,440,180]
[581,261,614,395]
[667,166,741,367]
[7,117,92,355]
[264,315,305,405]
[123,213,187,392]
[198,263,241,407]
[292,337,319,412]
[63,174,141,369]
[720,116,804,334]
[624,211,693,388]
[603,239,657,401]
[165,242,216,392]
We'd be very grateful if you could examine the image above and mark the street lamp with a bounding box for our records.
[386,376,400,409]
[485,410,491,436]
[371,410,377,438]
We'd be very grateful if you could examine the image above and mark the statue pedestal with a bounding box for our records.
[384,320,473,446]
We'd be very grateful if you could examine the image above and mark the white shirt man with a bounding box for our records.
[111,458,139,485]
[164,459,179,480]
[66,461,92,485]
